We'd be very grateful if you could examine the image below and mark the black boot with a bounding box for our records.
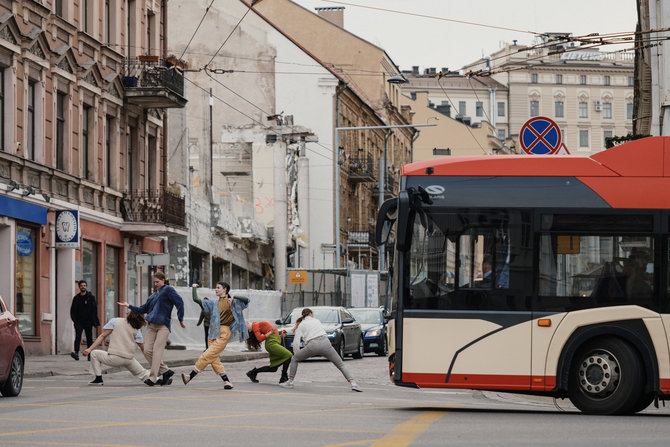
[246,368,259,383]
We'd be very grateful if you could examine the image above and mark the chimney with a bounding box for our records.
[412,66,419,75]
[315,7,344,28]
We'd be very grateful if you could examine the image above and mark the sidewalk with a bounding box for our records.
[25,343,268,378]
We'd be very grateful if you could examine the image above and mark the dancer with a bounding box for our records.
[82,311,149,386]
[119,271,185,386]
[181,282,249,389]
[245,321,292,384]
[280,308,362,392]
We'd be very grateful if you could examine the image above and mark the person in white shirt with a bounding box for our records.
[280,308,362,392]
[82,311,150,386]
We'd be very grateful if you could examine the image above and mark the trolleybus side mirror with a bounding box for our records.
[376,198,398,246]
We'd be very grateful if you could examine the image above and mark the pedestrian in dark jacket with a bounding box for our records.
[192,284,211,350]
[70,280,100,361]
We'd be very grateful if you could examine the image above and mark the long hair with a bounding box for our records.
[246,329,261,351]
[292,308,312,333]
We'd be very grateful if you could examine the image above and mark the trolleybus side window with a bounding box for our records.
[537,214,655,311]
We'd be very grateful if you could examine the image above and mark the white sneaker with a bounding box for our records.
[351,381,362,392]
[279,380,294,389]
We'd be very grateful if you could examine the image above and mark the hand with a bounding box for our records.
[192,283,199,288]
[83,348,91,356]
[180,321,186,328]
[118,302,129,308]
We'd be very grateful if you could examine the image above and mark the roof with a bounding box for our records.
[403,137,669,177]
[404,74,507,91]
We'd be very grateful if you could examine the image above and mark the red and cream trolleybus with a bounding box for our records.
[376,136,670,414]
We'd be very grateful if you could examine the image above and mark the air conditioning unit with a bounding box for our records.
[594,101,602,112]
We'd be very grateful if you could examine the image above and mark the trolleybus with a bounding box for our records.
[376,136,670,414]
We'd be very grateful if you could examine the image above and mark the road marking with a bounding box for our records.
[368,411,444,447]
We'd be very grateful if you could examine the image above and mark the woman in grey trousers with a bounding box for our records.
[279,308,362,392]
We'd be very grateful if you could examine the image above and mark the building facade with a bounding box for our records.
[0,0,185,354]
[462,35,634,154]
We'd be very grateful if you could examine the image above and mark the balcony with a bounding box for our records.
[347,229,376,251]
[120,189,187,236]
[348,155,375,183]
[123,57,187,109]
[371,175,395,198]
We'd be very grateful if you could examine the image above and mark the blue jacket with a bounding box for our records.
[203,295,249,342]
[128,285,185,332]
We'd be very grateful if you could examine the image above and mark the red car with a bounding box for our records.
[0,295,24,397]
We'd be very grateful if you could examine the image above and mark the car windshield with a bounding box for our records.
[286,308,340,324]
[349,309,381,324]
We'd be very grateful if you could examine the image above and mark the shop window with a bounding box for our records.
[105,246,119,321]
[16,225,37,336]
[82,240,99,305]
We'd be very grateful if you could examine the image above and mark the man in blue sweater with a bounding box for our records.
[119,271,185,386]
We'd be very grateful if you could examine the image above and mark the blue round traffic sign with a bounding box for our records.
[520,116,562,155]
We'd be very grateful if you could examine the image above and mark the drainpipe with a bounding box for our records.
[379,130,393,271]
[334,82,346,269]
[410,129,420,163]
[489,87,497,128]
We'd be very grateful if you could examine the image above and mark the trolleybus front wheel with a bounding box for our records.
[567,337,644,415]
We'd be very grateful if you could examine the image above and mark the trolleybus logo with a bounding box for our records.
[425,185,445,195]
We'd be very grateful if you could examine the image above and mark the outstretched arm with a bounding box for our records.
[83,329,113,356]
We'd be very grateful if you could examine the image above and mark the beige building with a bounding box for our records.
[400,91,504,161]
[0,0,185,354]
[463,34,634,154]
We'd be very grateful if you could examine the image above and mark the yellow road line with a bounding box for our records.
[367,411,444,447]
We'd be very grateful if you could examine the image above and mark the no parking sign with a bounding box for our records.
[520,116,569,155]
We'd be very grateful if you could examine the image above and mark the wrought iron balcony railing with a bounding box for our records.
[121,189,185,227]
[348,155,375,183]
[122,57,187,108]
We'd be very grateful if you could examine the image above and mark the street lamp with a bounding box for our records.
[387,75,408,84]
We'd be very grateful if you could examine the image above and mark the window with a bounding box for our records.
[531,73,538,84]
[530,100,539,117]
[82,0,90,33]
[27,81,35,160]
[627,103,634,120]
[497,101,505,117]
[604,75,611,86]
[82,241,98,310]
[555,101,564,118]
[82,105,91,179]
[0,70,4,151]
[16,225,37,336]
[604,130,613,146]
[497,129,505,140]
[458,101,466,116]
[56,92,66,170]
[147,135,156,189]
[579,129,589,147]
[127,126,135,191]
[603,102,612,119]
[628,76,634,87]
[579,101,588,118]
[105,246,119,321]
[475,101,483,117]
[105,0,110,43]
[56,0,63,16]
[580,75,587,85]
[556,74,562,84]
[539,232,654,308]
[146,12,155,55]
[106,115,113,186]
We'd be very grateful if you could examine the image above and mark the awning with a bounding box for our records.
[0,194,47,225]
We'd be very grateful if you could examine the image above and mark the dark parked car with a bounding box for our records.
[348,307,388,356]
[0,295,24,397]
[276,306,364,359]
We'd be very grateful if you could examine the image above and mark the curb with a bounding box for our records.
[24,352,269,378]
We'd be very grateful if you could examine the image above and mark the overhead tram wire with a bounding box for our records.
[178,0,217,61]
[205,2,255,70]
[322,0,547,36]
[436,77,489,155]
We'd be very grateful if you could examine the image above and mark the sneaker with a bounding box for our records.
[88,376,103,386]
[351,381,362,392]
[246,370,259,383]
[161,370,175,386]
[70,352,79,361]
[279,376,289,384]
[181,373,190,385]
[144,379,156,387]
[279,380,294,389]
[223,380,234,390]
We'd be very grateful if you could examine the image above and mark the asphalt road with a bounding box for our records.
[2,354,670,447]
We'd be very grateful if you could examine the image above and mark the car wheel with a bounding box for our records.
[353,337,364,359]
[567,337,644,415]
[0,351,24,397]
[377,335,387,356]
[338,338,345,360]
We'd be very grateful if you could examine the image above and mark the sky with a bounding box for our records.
[292,0,638,71]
